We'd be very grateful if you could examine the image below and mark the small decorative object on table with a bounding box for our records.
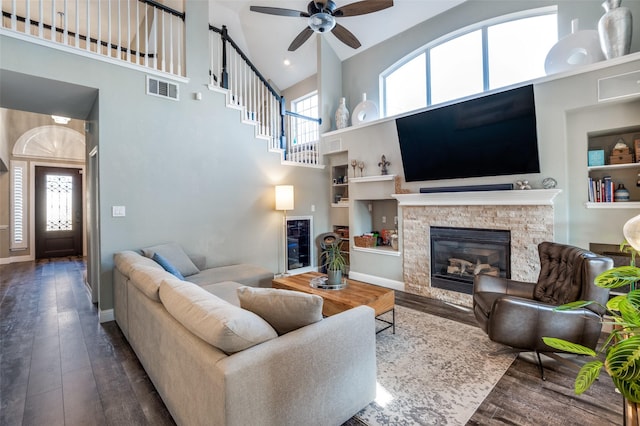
[542,177,557,189]
[615,183,630,201]
[358,161,365,177]
[378,155,390,175]
[516,180,532,190]
[320,238,347,286]
[310,275,347,290]
[351,159,358,177]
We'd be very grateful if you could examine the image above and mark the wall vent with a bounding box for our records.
[146,76,179,101]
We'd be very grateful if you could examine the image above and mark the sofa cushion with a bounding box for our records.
[237,286,323,335]
[159,279,277,354]
[152,253,185,280]
[130,265,175,302]
[141,242,200,277]
[114,250,162,278]
[201,281,244,307]
[188,264,273,288]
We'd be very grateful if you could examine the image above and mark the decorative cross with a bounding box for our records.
[378,155,390,175]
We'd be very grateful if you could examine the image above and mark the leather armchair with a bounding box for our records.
[473,241,613,378]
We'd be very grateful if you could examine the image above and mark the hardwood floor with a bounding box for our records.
[1,258,623,425]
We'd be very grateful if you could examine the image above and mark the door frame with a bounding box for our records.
[29,161,86,259]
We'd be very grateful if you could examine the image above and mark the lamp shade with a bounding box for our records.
[275,185,294,211]
[623,214,640,252]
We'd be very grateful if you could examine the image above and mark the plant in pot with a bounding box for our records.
[322,239,347,285]
[542,241,640,423]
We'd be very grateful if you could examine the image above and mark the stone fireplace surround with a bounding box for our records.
[392,189,562,307]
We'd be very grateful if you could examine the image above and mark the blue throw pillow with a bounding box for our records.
[153,253,185,280]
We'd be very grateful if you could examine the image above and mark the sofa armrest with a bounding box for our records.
[474,274,535,299]
[216,305,377,426]
[489,295,603,352]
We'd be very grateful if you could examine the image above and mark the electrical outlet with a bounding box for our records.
[382,216,386,223]
[394,216,398,225]
[112,206,126,217]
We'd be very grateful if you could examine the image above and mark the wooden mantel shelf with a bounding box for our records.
[392,189,562,206]
[350,175,396,183]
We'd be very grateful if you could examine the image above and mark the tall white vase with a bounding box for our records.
[598,0,632,59]
[335,97,349,130]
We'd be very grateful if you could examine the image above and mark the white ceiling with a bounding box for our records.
[209,0,467,91]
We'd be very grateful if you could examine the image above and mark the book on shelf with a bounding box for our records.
[587,176,615,203]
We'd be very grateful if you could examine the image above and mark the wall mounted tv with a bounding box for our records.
[395,84,540,182]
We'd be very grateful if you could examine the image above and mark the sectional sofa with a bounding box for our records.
[112,244,377,426]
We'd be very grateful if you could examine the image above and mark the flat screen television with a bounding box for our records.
[395,84,540,182]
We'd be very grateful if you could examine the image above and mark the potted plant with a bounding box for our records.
[321,239,347,285]
[543,242,640,424]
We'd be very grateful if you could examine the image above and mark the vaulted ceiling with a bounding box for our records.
[209,0,467,90]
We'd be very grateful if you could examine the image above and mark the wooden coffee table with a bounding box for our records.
[272,272,395,333]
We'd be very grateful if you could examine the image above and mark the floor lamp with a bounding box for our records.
[275,185,294,277]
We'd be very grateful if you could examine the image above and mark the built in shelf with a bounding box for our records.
[392,189,562,206]
[587,163,640,172]
[352,245,401,256]
[350,175,396,183]
[584,202,640,209]
[331,202,349,208]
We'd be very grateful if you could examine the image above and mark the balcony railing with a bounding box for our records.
[1,0,185,77]
[209,25,322,166]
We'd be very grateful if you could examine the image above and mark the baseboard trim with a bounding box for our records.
[99,309,114,323]
[348,271,405,291]
[0,254,34,265]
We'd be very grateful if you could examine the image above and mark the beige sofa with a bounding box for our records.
[113,248,377,426]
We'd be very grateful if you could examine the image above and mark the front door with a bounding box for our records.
[35,166,83,259]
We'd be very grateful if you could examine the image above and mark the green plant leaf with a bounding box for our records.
[612,376,640,403]
[542,337,597,356]
[595,266,640,289]
[574,361,603,395]
[619,296,640,328]
[553,300,593,311]
[607,295,626,312]
[605,336,640,381]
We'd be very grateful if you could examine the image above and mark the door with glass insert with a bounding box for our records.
[35,166,83,259]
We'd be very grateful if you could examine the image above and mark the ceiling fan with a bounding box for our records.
[250,0,394,52]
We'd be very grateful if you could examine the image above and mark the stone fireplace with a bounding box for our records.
[393,189,561,307]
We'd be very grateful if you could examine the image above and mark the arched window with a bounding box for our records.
[381,7,558,117]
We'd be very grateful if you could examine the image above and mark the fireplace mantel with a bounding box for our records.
[392,189,562,206]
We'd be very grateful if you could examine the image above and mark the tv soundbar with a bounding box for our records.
[419,183,514,193]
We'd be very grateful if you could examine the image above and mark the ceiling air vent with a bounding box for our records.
[146,76,179,101]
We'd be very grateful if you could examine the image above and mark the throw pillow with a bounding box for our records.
[159,279,278,354]
[141,242,200,277]
[152,252,185,280]
[237,286,323,335]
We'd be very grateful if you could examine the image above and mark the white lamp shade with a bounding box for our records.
[275,185,294,211]
[623,214,640,252]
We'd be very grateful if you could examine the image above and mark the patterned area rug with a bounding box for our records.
[349,305,516,426]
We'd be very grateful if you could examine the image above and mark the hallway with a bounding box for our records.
[0,258,175,426]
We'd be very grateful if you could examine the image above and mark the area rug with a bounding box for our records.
[349,305,516,426]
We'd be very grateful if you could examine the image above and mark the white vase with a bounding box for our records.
[598,0,632,59]
[351,93,379,126]
[335,97,349,130]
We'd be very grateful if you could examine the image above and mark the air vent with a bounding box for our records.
[146,76,179,101]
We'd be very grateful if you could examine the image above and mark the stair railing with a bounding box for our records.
[1,0,185,77]
[209,25,322,165]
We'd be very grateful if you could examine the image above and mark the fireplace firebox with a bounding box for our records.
[430,227,511,294]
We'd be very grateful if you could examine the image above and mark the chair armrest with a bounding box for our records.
[489,295,603,352]
[474,274,535,299]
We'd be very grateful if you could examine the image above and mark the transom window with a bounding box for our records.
[381,7,558,117]
[291,91,319,145]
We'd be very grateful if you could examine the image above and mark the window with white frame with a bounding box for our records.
[291,91,319,145]
[11,160,27,250]
[381,7,558,117]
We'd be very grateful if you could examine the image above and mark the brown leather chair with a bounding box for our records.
[472,241,613,379]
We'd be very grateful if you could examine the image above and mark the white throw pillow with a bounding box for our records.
[237,286,323,335]
[159,279,277,354]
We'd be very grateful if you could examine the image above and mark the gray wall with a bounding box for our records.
[0,1,330,313]
[341,0,640,114]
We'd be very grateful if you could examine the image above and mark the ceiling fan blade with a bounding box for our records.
[333,0,393,17]
[288,27,315,51]
[331,23,361,49]
[249,6,310,18]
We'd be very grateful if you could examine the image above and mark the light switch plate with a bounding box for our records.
[112,206,126,217]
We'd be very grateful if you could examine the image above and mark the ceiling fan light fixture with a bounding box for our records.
[308,12,335,33]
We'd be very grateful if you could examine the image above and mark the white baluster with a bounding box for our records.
[75,0,79,46]
[63,0,68,45]
[169,15,173,75]
[85,0,90,51]
[38,0,43,37]
[51,0,56,40]
[25,0,30,34]
[161,11,165,72]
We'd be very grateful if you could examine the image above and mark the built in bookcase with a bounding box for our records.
[586,126,640,209]
[331,164,349,207]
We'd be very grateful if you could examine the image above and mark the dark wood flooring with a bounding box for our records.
[0,258,623,425]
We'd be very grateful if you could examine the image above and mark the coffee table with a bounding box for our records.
[272,272,395,333]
